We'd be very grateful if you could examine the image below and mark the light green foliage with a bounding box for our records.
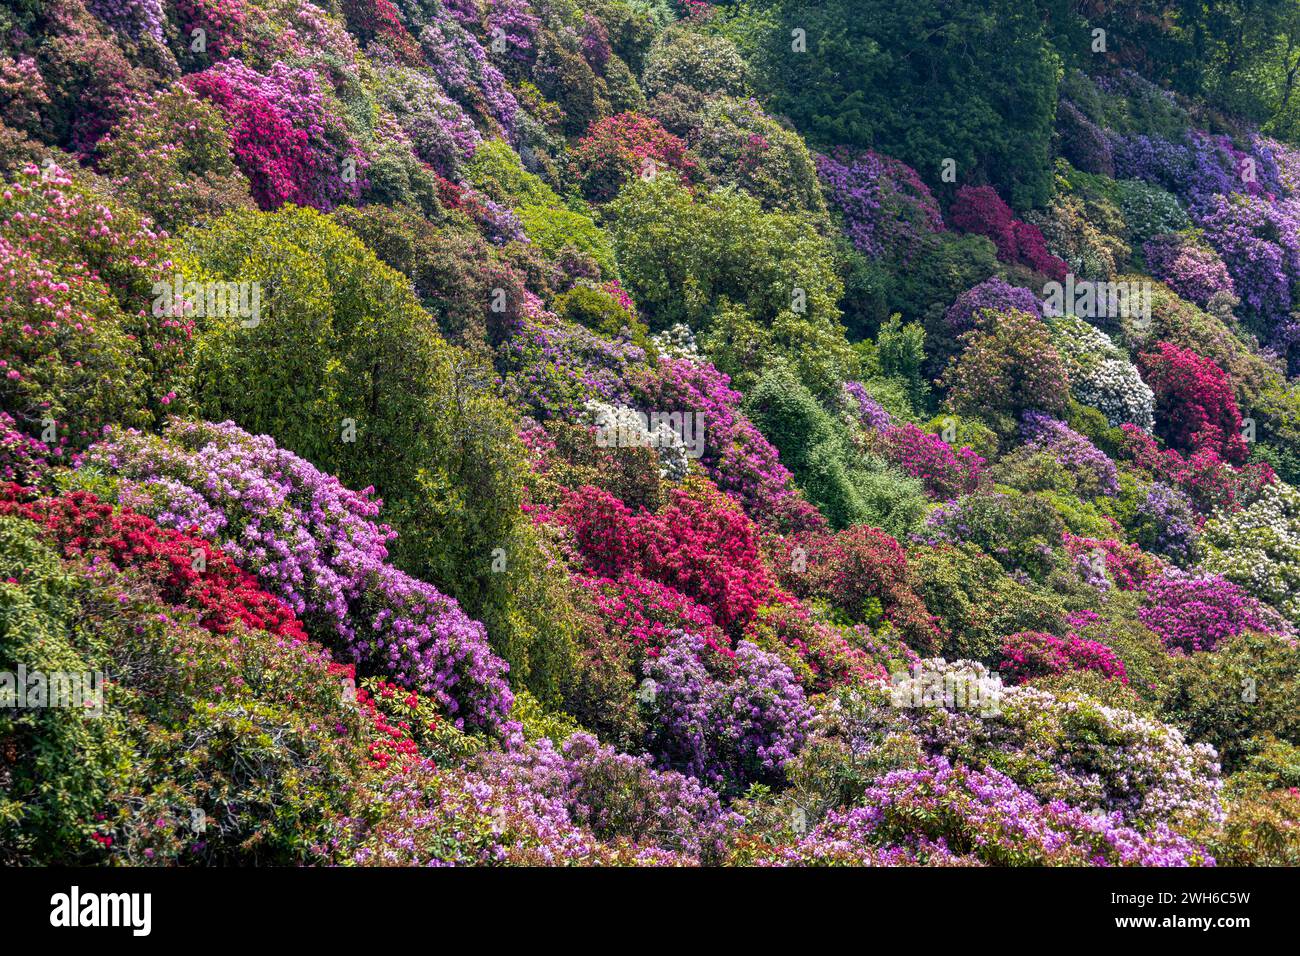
[1202,482,1300,626]
[606,176,855,397]
[744,363,927,534]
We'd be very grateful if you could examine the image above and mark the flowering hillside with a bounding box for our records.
[3,0,1300,872]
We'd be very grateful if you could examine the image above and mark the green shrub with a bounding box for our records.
[1165,630,1300,773]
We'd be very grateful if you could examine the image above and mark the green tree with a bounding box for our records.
[605,176,855,397]
[750,0,1062,208]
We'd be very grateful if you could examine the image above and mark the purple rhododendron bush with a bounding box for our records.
[5,0,1300,872]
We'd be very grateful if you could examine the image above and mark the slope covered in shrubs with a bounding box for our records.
[3,0,1300,867]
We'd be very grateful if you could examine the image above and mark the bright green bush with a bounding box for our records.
[908,543,1065,663]
[744,363,926,535]
[606,176,854,398]
[1165,630,1300,773]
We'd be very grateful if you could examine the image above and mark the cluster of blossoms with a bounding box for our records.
[1119,424,1274,516]
[1134,481,1199,564]
[557,483,781,635]
[1143,233,1237,309]
[1193,192,1300,336]
[942,310,1072,429]
[751,609,886,692]
[579,12,612,71]
[874,423,984,500]
[81,420,513,731]
[474,732,742,862]
[814,679,1225,832]
[632,356,822,531]
[772,757,1212,866]
[642,632,814,792]
[0,165,191,451]
[916,491,1064,582]
[576,571,728,665]
[0,412,49,484]
[943,277,1044,336]
[93,84,256,232]
[0,484,307,643]
[1139,342,1249,464]
[842,382,894,432]
[185,59,368,211]
[780,525,941,651]
[439,176,528,244]
[1020,412,1120,498]
[1056,99,1113,176]
[948,185,1068,280]
[1262,136,1300,195]
[347,758,689,865]
[998,630,1128,684]
[1062,533,1166,591]
[372,65,483,178]
[584,400,690,481]
[570,112,698,203]
[1201,482,1300,625]
[649,323,702,363]
[1114,178,1192,246]
[1110,132,1240,204]
[816,147,944,262]
[499,311,647,420]
[419,11,519,140]
[339,0,425,65]
[172,0,268,61]
[485,0,541,64]
[1138,569,1288,653]
[1048,314,1155,430]
[88,0,166,43]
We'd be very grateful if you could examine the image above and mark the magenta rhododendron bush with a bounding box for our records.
[4,0,1300,878]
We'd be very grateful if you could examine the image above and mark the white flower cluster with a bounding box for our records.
[888,658,1003,716]
[650,323,702,363]
[584,400,690,481]
[1050,314,1155,431]
[1202,481,1300,625]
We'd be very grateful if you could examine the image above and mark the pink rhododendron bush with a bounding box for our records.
[4,0,1300,876]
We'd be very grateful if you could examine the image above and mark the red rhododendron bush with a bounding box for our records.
[5,0,1300,877]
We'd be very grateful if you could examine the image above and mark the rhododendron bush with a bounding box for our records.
[78,420,515,731]
[1139,342,1249,464]
[556,482,780,635]
[185,59,368,210]
[949,185,1068,280]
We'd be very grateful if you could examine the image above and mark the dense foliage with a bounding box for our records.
[3,0,1299,869]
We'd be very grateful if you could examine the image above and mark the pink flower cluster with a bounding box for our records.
[949,185,1068,280]
[1139,570,1287,653]
[876,423,984,500]
[186,60,368,211]
[1139,342,1248,464]
[576,571,730,664]
[631,356,824,532]
[557,483,783,635]
[999,630,1129,684]
[571,112,698,203]
[1119,424,1274,515]
[1143,234,1236,308]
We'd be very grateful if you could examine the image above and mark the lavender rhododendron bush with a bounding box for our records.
[3,0,1300,872]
